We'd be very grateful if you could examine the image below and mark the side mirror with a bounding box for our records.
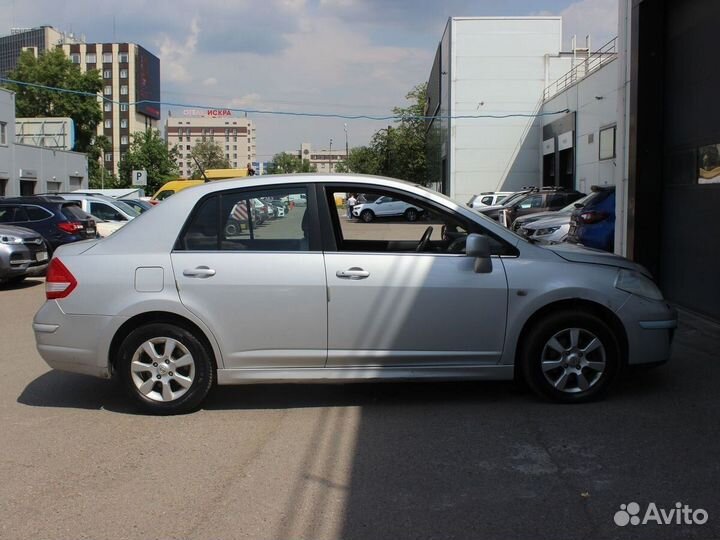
[466,233,493,273]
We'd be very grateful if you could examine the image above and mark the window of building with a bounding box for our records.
[186,145,191,150]
[599,125,616,160]
[86,52,97,64]
[226,145,229,150]
[0,122,6,145]
[121,135,129,145]
[233,153,237,159]
[46,182,62,194]
[104,102,112,112]
[119,53,129,63]
[120,85,128,95]
[120,119,128,129]
[233,145,237,150]
[178,135,183,142]
[104,119,112,129]
[105,153,113,162]
[70,53,80,64]
[104,85,112,95]
[103,69,111,79]
[120,68,128,78]
[120,103,129,112]
[103,52,113,63]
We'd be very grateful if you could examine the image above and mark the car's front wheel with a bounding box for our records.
[117,323,214,414]
[360,209,375,223]
[520,310,621,403]
[404,208,419,222]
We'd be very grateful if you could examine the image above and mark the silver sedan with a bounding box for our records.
[33,175,677,414]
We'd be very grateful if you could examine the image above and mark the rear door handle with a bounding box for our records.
[183,266,216,278]
[336,267,370,280]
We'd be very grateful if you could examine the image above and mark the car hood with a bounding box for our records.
[0,224,42,238]
[543,242,651,276]
[514,210,569,226]
[523,215,570,229]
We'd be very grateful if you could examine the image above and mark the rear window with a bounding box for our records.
[61,204,92,220]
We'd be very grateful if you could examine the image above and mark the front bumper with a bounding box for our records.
[616,294,678,366]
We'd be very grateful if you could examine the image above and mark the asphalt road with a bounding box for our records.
[1,279,719,540]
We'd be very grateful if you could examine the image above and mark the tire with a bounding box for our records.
[360,209,375,223]
[225,222,240,236]
[520,310,621,403]
[404,208,418,222]
[117,323,215,415]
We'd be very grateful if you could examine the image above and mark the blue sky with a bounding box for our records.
[1,0,618,159]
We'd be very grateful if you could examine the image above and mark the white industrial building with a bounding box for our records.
[0,88,88,196]
[426,17,582,202]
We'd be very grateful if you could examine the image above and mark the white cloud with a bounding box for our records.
[157,17,200,83]
[202,77,218,86]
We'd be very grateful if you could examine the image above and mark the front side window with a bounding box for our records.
[177,187,312,251]
[516,194,543,210]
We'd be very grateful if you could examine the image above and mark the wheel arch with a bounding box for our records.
[109,311,219,374]
[513,298,629,379]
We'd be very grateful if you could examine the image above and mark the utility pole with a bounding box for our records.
[344,123,349,167]
[329,138,333,173]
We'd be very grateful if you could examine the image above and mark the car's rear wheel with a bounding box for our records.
[360,209,375,223]
[117,323,214,414]
[404,208,419,222]
[520,310,621,403]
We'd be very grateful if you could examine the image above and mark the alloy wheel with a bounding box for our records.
[540,328,606,393]
[130,337,196,402]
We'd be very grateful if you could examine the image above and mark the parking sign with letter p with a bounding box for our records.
[132,170,147,186]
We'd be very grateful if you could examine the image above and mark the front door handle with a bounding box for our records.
[336,267,370,280]
[183,266,216,278]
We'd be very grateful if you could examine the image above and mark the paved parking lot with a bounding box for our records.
[1,280,719,539]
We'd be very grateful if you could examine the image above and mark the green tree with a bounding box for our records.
[335,83,429,184]
[118,130,179,194]
[86,135,119,188]
[268,152,317,174]
[189,140,230,178]
[5,49,102,153]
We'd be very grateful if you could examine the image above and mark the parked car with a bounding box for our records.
[55,193,138,222]
[121,199,153,214]
[517,214,571,245]
[0,197,96,254]
[476,187,585,225]
[512,193,596,234]
[0,224,48,285]
[568,186,616,251]
[91,217,125,238]
[151,180,205,204]
[352,195,424,222]
[34,174,676,414]
[467,192,513,209]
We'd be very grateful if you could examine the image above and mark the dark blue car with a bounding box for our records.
[567,186,616,251]
[0,196,97,254]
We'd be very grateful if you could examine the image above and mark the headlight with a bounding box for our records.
[614,269,664,301]
[533,226,560,236]
[0,234,23,244]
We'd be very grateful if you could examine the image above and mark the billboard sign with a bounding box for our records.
[135,46,161,120]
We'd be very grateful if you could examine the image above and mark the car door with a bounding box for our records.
[322,184,509,368]
[171,184,328,369]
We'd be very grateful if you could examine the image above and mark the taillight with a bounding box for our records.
[57,221,84,234]
[579,211,609,224]
[46,258,77,300]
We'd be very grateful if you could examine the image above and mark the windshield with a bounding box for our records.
[561,192,594,212]
[499,191,530,207]
[112,200,141,216]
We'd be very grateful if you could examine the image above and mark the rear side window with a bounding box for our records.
[61,204,91,220]
[3,206,30,222]
[26,206,53,221]
[177,186,312,251]
[480,196,494,205]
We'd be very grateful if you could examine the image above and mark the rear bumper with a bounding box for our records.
[33,300,121,379]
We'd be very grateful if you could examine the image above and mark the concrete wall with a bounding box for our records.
[543,58,619,194]
[0,88,88,196]
[449,17,563,203]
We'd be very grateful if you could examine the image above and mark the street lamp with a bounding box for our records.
[329,138,333,173]
[344,123,349,164]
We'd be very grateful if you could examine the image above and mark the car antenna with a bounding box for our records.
[191,156,210,183]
